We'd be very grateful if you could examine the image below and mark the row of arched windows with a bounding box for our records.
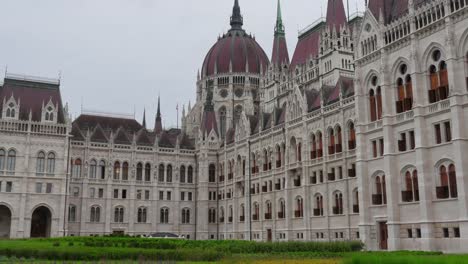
[36,151,56,175]
[0,149,16,174]
[68,205,192,224]
[371,163,458,205]
[71,159,194,183]
[368,49,450,122]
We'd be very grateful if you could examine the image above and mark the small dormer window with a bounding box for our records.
[45,106,54,121]
[6,103,15,118]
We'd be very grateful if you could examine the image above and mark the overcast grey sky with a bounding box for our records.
[0,0,363,128]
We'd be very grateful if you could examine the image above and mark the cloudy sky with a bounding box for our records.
[0,0,363,128]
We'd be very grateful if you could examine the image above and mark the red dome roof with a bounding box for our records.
[202,31,269,77]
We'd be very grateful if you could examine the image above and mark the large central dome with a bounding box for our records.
[201,0,269,78]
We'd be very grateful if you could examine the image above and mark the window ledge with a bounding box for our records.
[433,198,458,203]
[399,201,420,205]
[369,204,387,208]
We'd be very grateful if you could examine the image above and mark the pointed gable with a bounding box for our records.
[71,123,85,141]
[114,127,132,145]
[135,129,153,146]
[90,124,109,143]
[326,0,347,31]
[0,75,65,123]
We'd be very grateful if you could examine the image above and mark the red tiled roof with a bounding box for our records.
[73,114,142,133]
[202,31,269,76]
[0,77,65,123]
[201,110,218,135]
[368,0,410,25]
[326,0,347,31]
[290,30,321,70]
[271,36,290,66]
[305,89,321,112]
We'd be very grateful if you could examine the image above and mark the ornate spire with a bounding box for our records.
[230,0,243,31]
[274,0,285,36]
[155,95,163,134]
[142,108,147,129]
[204,88,214,112]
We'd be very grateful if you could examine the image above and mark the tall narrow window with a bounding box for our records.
[89,160,97,179]
[145,163,151,182]
[36,152,46,175]
[122,162,129,181]
[166,165,173,183]
[336,126,343,153]
[209,164,216,183]
[160,208,169,224]
[187,166,194,183]
[180,165,186,183]
[68,205,76,222]
[113,161,121,180]
[348,123,356,150]
[72,159,82,178]
[137,207,147,223]
[114,207,124,223]
[136,163,143,181]
[369,89,377,121]
[0,149,5,174]
[158,164,165,182]
[376,87,383,120]
[328,129,335,155]
[99,160,106,179]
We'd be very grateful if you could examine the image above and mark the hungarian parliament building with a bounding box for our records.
[1,0,468,253]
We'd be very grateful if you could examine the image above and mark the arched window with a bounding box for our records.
[276,145,282,167]
[90,206,101,222]
[402,169,419,202]
[68,205,76,222]
[0,149,5,173]
[395,64,413,113]
[136,163,143,181]
[295,197,303,218]
[166,165,173,183]
[252,203,259,221]
[187,166,194,183]
[208,208,216,223]
[89,160,97,179]
[314,194,324,216]
[137,207,147,223]
[328,129,335,155]
[428,50,449,103]
[348,122,356,150]
[180,165,186,183]
[265,201,272,220]
[437,164,458,199]
[376,87,383,119]
[219,106,227,139]
[182,208,190,224]
[113,161,121,180]
[209,164,216,183]
[352,189,359,213]
[297,142,302,161]
[72,159,82,178]
[263,149,268,171]
[333,192,343,215]
[158,164,165,182]
[278,199,286,219]
[369,89,377,121]
[336,126,343,153]
[160,208,169,224]
[311,134,317,159]
[122,162,129,181]
[36,152,46,175]
[6,150,16,173]
[114,207,124,223]
[5,102,15,118]
[240,204,245,222]
[290,137,297,162]
[45,152,55,175]
[98,160,106,179]
[317,132,323,157]
[145,163,151,182]
[219,207,225,222]
[372,175,387,205]
[228,205,233,222]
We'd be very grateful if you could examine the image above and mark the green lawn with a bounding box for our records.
[0,237,466,263]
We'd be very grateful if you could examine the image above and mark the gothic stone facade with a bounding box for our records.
[0,0,468,253]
